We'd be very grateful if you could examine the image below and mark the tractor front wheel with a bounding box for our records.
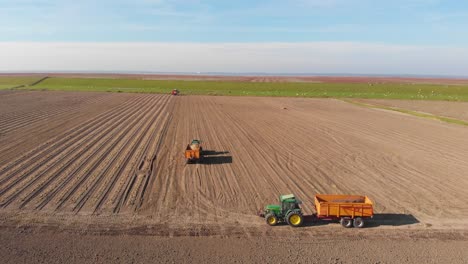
[286,212,303,227]
[265,213,278,226]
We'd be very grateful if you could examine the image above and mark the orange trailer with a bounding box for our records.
[184,139,203,163]
[314,194,374,228]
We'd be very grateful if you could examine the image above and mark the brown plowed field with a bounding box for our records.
[1,92,468,229]
[0,92,172,215]
[1,91,468,262]
[138,96,468,231]
[0,91,131,165]
[357,98,468,122]
[1,228,467,264]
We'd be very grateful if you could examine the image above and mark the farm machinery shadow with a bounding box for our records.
[201,150,232,165]
[366,213,419,227]
[298,214,419,228]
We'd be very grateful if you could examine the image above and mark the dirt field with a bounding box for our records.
[1,91,468,262]
[0,90,131,165]
[0,91,171,215]
[357,98,468,122]
[1,228,467,264]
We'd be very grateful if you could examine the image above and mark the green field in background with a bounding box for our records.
[5,76,468,101]
[0,76,44,89]
[0,85,13,89]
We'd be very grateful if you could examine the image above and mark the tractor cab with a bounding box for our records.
[190,139,201,147]
[261,194,304,227]
[280,194,302,211]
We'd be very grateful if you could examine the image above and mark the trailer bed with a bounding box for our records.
[314,194,373,219]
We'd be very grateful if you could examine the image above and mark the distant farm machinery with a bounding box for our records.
[184,139,203,163]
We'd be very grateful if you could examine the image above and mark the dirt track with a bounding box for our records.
[1,228,467,264]
[1,91,468,261]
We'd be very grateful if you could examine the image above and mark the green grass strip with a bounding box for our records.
[343,99,468,127]
[24,77,468,101]
[0,76,47,89]
[0,84,13,90]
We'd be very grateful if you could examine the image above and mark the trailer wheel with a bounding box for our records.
[353,217,365,228]
[265,213,278,226]
[340,218,353,228]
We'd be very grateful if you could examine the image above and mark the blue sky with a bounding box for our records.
[1,0,468,75]
[1,0,468,44]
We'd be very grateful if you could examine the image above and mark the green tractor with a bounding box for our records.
[259,194,304,227]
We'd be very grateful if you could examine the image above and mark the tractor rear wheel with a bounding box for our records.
[265,213,278,226]
[286,212,303,227]
[353,217,365,228]
[340,218,353,228]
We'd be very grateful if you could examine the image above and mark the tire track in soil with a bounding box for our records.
[78,96,171,214]
[112,97,174,214]
[70,109,159,213]
[122,112,172,212]
[53,95,169,213]
[92,110,168,214]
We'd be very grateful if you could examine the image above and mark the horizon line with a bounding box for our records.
[1,71,468,80]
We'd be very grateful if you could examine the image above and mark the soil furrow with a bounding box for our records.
[79,95,170,214]
[0,96,151,193]
[0,95,142,176]
[0,96,155,208]
[54,95,164,212]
